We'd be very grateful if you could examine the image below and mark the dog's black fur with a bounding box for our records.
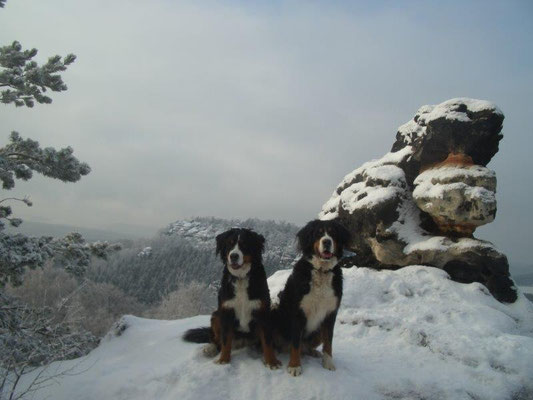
[183,228,280,368]
[273,219,350,376]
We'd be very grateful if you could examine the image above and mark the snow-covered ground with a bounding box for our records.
[10,266,533,400]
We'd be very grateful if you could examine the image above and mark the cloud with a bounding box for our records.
[1,0,532,264]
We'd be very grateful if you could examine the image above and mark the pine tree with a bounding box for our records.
[0,0,118,288]
[1,2,120,397]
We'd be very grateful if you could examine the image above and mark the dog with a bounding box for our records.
[273,219,350,376]
[183,228,281,369]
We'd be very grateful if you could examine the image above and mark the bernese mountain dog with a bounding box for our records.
[183,228,281,369]
[273,219,350,376]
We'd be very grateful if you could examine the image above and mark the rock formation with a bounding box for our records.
[320,98,516,302]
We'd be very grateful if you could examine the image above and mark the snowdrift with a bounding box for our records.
[13,266,533,400]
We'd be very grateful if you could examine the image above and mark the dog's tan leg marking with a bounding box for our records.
[321,323,336,371]
[215,328,233,364]
[211,313,221,346]
[258,327,282,370]
[287,345,302,376]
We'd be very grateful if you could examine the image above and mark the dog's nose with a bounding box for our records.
[230,253,239,263]
[322,238,332,248]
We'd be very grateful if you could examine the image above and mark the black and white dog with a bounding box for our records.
[183,228,281,369]
[273,219,350,376]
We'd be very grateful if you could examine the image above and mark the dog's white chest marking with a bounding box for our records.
[222,278,261,332]
[300,270,338,334]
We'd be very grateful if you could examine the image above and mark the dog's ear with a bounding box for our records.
[296,220,318,256]
[242,229,265,254]
[332,220,351,248]
[215,230,231,257]
[252,231,265,254]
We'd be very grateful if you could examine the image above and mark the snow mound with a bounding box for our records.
[13,267,533,400]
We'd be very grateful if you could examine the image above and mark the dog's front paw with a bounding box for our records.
[214,356,230,365]
[322,353,336,371]
[202,343,218,357]
[287,366,302,376]
[265,358,282,370]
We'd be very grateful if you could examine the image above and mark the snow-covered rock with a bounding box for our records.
[392,98,504,167]
[320,98,515,303]
[136,246,152,258]
[413,164,497,234]
[9,266,533,400]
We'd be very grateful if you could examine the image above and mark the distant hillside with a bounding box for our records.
[88,217,300,304]
[5,220,148,242]
[162,217,299,268]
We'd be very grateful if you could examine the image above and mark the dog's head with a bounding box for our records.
[216,228,265,278]
[297,219,351,270]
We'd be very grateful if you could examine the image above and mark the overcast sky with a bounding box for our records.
[1,0,532,265]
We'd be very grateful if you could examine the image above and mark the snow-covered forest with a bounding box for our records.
[88,217,299,304]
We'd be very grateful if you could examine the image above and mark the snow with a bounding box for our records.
[404,236,449,253]
[413,181,495,202]
[137,246,152,258]
[397,118,425,145]
[417,98,502,125]
[397,98,502,145]
[365,164,406,185]
[413,165,496,203]
[465,185,496,203]
[388,201,495,254]
[319,147,411,220]
[337,146,412,191]
[520,286,533,295]
[340,184,403,214]
[414,165,496,183]
[161,217,299,269]
[11,267,533,400]
[165,219,222,247]
[389,200,430,248]
[405,236,495,254]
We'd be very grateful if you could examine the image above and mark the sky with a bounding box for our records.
[1,0,532,266]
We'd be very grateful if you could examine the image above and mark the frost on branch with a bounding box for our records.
[0,40,76,107]
[0,131,91,189]
[0,232,121,288]
[0,130,105,287]
[0,291,98,398]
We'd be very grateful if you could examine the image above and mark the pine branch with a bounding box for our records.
[0,41,76,107]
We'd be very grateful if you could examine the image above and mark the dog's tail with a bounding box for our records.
[182,327,211,343]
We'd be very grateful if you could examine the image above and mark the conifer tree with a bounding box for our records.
[0,0,118,287]
[1,2,120,397]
